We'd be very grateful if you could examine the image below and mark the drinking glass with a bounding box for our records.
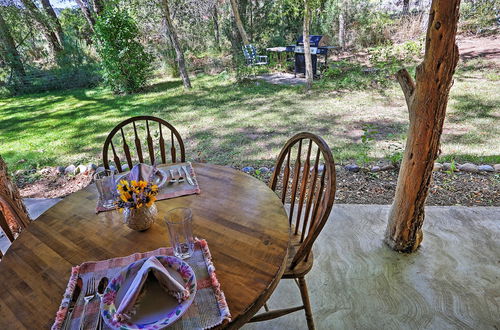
[166,208,194,259]
[94,169,116,208]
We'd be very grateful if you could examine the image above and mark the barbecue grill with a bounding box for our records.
[285,35,335,77]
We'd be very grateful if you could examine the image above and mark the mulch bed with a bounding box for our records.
[17,166,499,207]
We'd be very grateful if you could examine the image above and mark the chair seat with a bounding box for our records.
[283,234,314,278]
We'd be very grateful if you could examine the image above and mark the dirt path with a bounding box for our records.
[457,35,500,62]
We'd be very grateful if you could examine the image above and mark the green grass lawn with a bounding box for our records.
[1,61,499,173]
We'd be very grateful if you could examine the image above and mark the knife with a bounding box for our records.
[63,276,82,330]
[182,166,194,185]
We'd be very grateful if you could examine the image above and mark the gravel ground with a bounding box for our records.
[17,166,499,207]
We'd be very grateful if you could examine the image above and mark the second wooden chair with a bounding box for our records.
[249,132,336,330]
[102,116,185,173]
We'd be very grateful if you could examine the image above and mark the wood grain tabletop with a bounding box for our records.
[0,163,290,329]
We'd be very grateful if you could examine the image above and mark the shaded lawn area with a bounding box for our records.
[0,64,499,173]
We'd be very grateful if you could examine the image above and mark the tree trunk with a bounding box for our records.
[0,156,30,237]
[20,0,63,56]
[162,0,191,89]
[403,0,410,15]
[213,5,221,51]
[0,11,26,79]
[303,0,313,89]
[230,0,250,45]
[338,5,346,50]
[75,0,96,32]
[40,0,64,46]
[92,0,104,16]
[385,0,461,253]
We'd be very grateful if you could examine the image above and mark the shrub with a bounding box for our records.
[94,9,152,93]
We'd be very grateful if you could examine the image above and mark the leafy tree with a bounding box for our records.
[0,9,26,87]
[93,8,152,93]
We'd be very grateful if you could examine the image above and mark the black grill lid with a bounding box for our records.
[296,35,323,47]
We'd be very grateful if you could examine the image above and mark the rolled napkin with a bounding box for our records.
[113,256,190,322]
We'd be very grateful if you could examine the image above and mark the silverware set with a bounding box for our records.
[168,166,195,185]
[64,275,108,330]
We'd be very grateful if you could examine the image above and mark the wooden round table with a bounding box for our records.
[0,163,290,329]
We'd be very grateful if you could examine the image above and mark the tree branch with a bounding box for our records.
[396,68,416,109]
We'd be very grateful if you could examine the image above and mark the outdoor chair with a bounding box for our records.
[0,156,31,260]
[249,132,336,330]
[242,44,268,66]
[102,116,185,173]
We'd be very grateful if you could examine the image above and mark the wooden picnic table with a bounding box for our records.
[0,163,290,329]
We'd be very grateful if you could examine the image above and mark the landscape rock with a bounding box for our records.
[64,165,76,175]
[458,163,478,173]
[345,164,360,172]
[270,167,275,173]
[14,169,24,176]
[56,166,65,174]
[371,166,381,172]
[87,163,97,171]
[477,165,494,172]
[75,164,87,174]
[433,163,443,172]
[242,166,254,173]
[494,164,500,172]
[318,164,325,173]
[17,159,26,164]
[380,164,395,171]
[258,167,270,174]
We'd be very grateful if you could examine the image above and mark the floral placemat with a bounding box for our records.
[52,239,230,330]
[96,162,201,213]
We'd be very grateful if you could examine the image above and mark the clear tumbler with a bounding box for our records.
[166,208,194,259]
[94,169,116,208]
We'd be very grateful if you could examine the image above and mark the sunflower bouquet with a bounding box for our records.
[116,180,159,211]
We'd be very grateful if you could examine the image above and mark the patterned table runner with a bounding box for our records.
[96,162,201,213]
[52,239,230,329]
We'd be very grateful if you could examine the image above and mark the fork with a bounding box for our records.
[79,276,96,330]
[169,169,177,183]
[177,168,185,183]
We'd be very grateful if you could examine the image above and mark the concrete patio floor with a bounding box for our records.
[244,204,499,330]
[1,202,498,329]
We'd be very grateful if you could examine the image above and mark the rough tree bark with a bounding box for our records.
[213,5,221,51]
[0,156,30,238]
[20,0,63,56]
[40,0,64,46]
[403,0,410,16]
[75,0,96,32]
[0,11,26,79]
[303,0,313,89]
[230,0,250,45]
[385,0,461,252]
[161,0,191,89]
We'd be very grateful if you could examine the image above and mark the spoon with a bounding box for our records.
[95,277,109,330]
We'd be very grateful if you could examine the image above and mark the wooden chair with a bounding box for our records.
[102,116,185,173]
[0,156,31,260]
[249,132,336,329]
